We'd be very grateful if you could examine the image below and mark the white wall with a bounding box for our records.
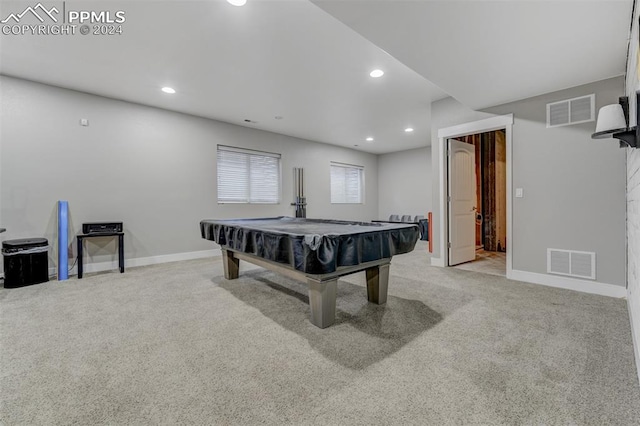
[0,76,378,270]
[377,147,431,221]
[628,126,640,386]
[431,76,627,289]
[624,0,640,386]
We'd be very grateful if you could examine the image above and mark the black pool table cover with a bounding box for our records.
[200,217,419,274]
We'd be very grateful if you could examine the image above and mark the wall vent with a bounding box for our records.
[547,249,596,280]
[546,94,595,128]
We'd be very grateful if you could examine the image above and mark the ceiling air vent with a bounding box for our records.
[547,94,595,128]
[547,248,596,280]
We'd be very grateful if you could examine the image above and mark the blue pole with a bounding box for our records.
[58,200,68,280]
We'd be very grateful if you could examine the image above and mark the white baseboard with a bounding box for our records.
[50,248,222,278]
[430,257,445,267]
[510,269,627,299]
[41,251,627,300]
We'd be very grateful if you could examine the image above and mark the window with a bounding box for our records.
[217,145,281,203]
[330,162,364,204]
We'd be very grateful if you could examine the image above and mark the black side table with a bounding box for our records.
[77,232,124,279]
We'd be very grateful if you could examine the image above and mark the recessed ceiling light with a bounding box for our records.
[227,0,247,6]
[404,127,414,132]
[369,69,384,78]
[161,87,175,94]
[365,137,374,142]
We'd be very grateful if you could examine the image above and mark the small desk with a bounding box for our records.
[77,232,124,279]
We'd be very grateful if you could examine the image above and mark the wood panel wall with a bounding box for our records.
[494,131,507,251]
[458,134,483,246]
[456,130,506,252]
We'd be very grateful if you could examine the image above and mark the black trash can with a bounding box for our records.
[2,238,49,288]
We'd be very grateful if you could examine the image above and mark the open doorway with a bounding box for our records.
[435,114,513,279]
[450,130,507,276]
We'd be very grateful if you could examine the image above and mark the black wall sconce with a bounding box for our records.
[591,91,639,148]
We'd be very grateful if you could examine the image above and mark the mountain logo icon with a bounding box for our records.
[1,3,60,24]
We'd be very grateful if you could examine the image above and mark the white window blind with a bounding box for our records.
[217,145,280,203]
[330,162,363,204]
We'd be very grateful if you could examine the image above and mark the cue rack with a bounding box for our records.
[292,167,307,218]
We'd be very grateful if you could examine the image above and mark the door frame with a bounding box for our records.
[435,114,514,278]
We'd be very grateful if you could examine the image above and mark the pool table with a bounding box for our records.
[200,217,419,328]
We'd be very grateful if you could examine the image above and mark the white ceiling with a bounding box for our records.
[0,0,633,154]
[313,0,634,110]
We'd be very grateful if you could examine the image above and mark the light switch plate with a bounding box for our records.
[516,188,524,198]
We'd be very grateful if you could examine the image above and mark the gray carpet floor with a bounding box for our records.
[1,242,639,425]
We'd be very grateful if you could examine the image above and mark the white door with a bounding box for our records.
[448,139,477,266]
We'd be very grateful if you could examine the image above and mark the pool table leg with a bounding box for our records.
[307,278,337,328]
[222,249,240,279]
[366,263,390,304]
